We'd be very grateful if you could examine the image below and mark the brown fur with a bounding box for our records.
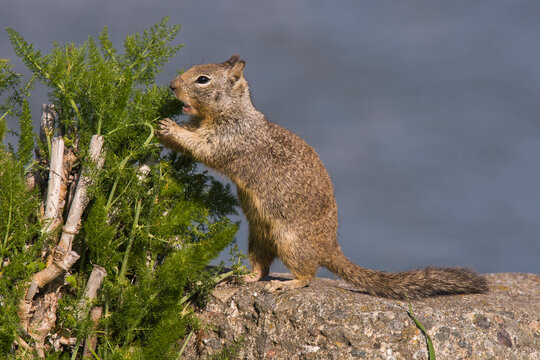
[157,55,488,299]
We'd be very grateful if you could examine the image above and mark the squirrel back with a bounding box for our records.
[157,55,488,299]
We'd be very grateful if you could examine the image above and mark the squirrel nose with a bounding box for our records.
[170,77,183,91]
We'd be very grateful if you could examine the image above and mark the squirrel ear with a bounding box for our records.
[226,56,246,84]
[224,54,241,66]
[230,60,246,79]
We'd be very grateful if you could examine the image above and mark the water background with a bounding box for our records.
[2,0,539,275]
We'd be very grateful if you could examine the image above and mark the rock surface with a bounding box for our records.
[183,273,539,359]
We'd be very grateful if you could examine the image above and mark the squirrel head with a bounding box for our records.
[169,55,250,118]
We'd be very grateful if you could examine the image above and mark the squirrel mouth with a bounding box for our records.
[178,95,197,115]
[182,103,194,114]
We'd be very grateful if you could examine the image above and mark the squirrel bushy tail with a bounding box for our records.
[325,250,489,299]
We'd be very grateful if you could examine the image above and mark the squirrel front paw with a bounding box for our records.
[157,118,180,139]
[156,118,188,151]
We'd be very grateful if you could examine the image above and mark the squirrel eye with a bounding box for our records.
[196,75,210,84]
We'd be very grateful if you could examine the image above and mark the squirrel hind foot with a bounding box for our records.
[264,278,310,293]
[243,273,265,283]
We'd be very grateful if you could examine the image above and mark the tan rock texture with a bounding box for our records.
[183,272,539,359]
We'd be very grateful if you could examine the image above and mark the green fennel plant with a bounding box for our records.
[1,18,241,359]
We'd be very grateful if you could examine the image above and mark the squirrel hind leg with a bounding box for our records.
[265,230,319,292]
[243,263,271,283]
[246,238,275,282]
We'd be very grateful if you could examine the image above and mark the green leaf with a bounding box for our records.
[65,275,77,287]
[407,297,436,360]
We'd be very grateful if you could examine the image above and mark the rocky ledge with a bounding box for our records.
[183,273,539,359]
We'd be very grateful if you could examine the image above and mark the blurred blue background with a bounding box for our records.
[2,0,539,275]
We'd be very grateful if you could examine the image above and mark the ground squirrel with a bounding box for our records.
[157,55,488,299]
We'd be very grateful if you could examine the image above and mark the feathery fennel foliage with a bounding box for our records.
[0,152,42,355]
[0,53,43,358]
[1,18,241,359]
[0,58,36,158]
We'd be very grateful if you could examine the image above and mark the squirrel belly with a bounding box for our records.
[157,54,488,299]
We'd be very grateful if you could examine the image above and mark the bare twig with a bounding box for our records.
[25,170,45,192]
[18,134,105,357]
[25,280,39,301]
[77,265,106,319]
[32,247,80,289]
[65,161,80,217]
[20,135,103,316]
[51,334,77,352]
[82,306,103,359]
[39,104,55,150]
[31,135,104,293]
[26,281,64,358]
[57,147,78,223]
[137,156,154,182]
[17,297,33,332]
[16,337,30,351]
[57,135,105,252]
[42,137,64,234]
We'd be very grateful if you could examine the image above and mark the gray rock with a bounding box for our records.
[182,273,539,359]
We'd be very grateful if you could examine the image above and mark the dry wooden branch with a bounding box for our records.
[16,336,30,351]
[65,171,79,217]
[25,280,63,358]
[25,170,45,192]
[30,135,104,294]
[24,105,57,193]
[19,133,66,333]
[17,297,33,332]
[76,266,107,358]
[42,137,64,234]
[32,247,81,289]
[39,104,55,145]
[57,148,78,223]
[82,306,103,359]
[18,134,106,357]
[137,156,154,182]
[22,135,104,301]
[51,334,77,352]
[29,291,59,343]
[57,135,105,253]
[77,265,106,319]
[19,251,79,332]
